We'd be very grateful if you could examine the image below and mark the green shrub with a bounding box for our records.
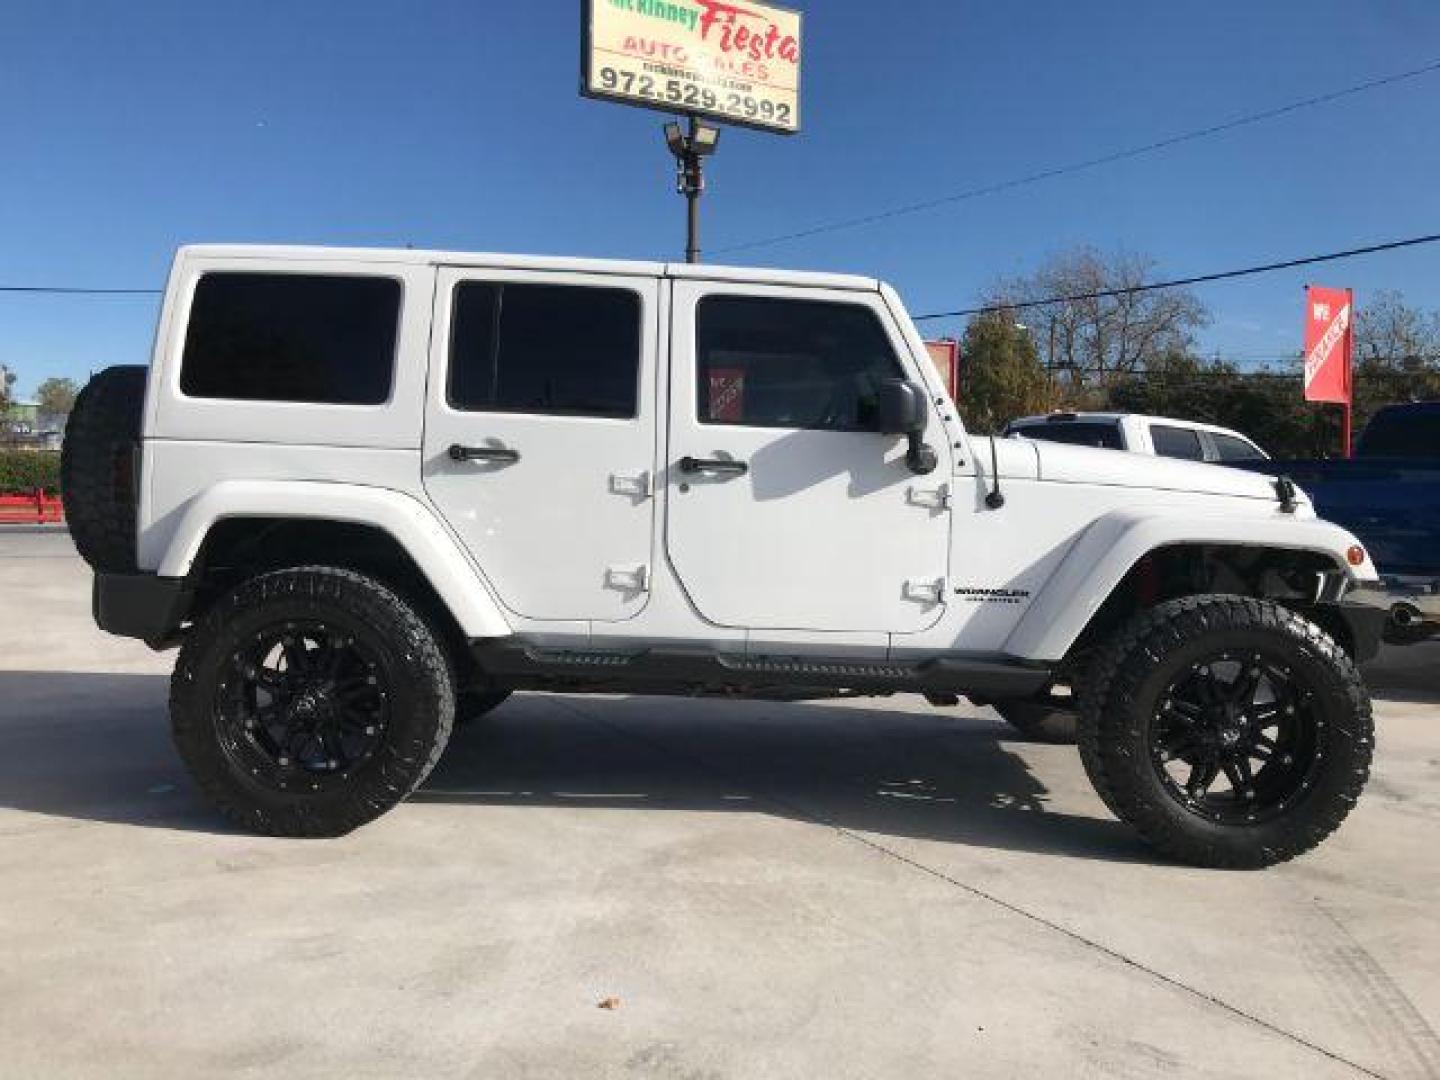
[0,449,61,495]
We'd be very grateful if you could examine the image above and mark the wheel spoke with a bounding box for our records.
[1222,757,1254,798]
[1164,697,1202,720]
[1229,661,1262,707]
[1187,760,1219,798]
[1156,727,1202,757]
[280,634,309,674]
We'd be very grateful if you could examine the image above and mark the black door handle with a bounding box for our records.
[449,443,520,464]
[679,455,748,476]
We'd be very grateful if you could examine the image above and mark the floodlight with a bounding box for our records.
[690,123,721,156]
[664,122,687,157]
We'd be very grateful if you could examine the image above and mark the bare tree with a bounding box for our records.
[0,364,14,410]
[1353,289,1440,372]
[989,248,1208,399]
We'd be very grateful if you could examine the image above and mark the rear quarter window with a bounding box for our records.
[180,273,401,404]
[1150,424,1206,461]
[1212,432,1266,462]
[1011,421,1124,450]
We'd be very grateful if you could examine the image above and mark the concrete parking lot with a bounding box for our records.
[2,526,1437,1079]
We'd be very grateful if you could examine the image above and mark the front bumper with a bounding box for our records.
[93,572,190,648]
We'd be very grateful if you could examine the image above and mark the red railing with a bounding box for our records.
[0,490,64,524]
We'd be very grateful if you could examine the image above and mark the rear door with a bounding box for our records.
[664,281,951,634]
[423,267,660,623]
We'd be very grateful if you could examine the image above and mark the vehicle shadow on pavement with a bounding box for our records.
[0,670,1145,862]
[419,693,1150,864]
[0,670,244,835]
[1363,642,1440,705]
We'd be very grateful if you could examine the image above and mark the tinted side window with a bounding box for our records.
[696,297,904,431]
[1151,425,1206,460]
[1212,432,1265,462]
[448,283,640,418]
[1012,422,1124,449]
[1357,408,1440,457]
[181,274,399,404]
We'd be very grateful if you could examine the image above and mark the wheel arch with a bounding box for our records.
[1005,509,1373,664]
[161,481,512,642]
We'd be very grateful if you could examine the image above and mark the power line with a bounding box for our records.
[715,57,1440,255]
[911,231,1440,322]
[0,286,160,295]
[2,232,1437,322]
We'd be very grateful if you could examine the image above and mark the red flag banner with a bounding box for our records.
[1303,286,1353,405]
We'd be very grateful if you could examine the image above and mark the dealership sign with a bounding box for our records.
[582,0,802,134]
[1303,285,1353,405]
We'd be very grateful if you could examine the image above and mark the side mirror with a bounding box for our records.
[875,379,927,435]
[875,380,938,475]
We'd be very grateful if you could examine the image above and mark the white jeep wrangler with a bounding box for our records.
[64,245,1386,867]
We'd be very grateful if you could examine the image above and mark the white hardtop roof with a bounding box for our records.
[176,245,881,292]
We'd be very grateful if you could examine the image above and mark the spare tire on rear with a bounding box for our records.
[61,365,147,573]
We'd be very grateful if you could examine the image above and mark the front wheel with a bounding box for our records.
[1078,595,1373,869]
[171,566,455,837]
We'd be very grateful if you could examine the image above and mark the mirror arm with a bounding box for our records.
[905,433,938,475]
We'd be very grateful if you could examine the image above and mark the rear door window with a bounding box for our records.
[1150,424,1206,461]
[181,273,400,404]
[448,282,640,418]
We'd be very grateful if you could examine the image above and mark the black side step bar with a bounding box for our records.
[470,638,1051,700]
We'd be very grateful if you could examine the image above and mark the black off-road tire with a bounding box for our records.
[1077,595,1373,869]
[456,688,513,726]
[995,698,1077,744]
[171,566,455,837]
[60,365,147,573]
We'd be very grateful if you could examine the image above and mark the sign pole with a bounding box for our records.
[684,115,702,264]
[580,0,802,264]
[1342,288,1354,458]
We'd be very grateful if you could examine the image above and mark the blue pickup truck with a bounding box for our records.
[1238,401,1440,642]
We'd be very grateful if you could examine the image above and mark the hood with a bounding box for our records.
[1030,440,1291,502]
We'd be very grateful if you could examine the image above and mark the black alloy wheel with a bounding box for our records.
[1077,594,1372,869]
[1149,651,1321,825]
[216,621,389,793]
[172,566,455,836]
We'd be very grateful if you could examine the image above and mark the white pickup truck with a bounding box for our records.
[62,245,1386,867]
[1006,411,1269,464]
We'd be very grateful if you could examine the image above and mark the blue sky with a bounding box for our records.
[2,0,1438,397]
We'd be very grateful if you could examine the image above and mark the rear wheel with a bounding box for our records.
[1078,595,1372,869]
[171,566,455,836]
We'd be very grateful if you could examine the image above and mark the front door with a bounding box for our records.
[423,267,659,623]
[665,282,951,634]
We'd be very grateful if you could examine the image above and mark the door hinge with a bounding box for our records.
[903,577,945,604]
[906,483,950,510]
[609,471,653,499]
[605,564,650,593]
